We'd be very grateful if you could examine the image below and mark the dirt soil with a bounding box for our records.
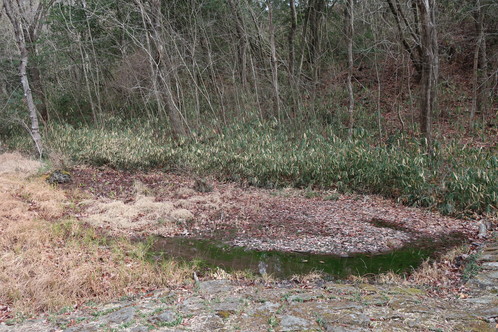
[64,165,480,256]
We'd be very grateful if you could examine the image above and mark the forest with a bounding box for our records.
[0,1,498,329]
[1,0,496,217]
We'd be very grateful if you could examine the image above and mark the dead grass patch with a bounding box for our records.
[81,194,194,235]
[0,191,34,222]
[375,246,469,289]
[80,181,221,236]
[0,152,42,177]
[407,246,467,286]
[0,155,193,316]
[20,178,66,219]
[1,218,191,314]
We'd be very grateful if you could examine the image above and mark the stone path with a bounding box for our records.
[0,280,495,331]
[464,236,498,327]
[2,238,497,332]
[469,240,498,293]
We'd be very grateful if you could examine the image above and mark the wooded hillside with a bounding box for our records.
[1,0,496,138]
[0,0,496,216]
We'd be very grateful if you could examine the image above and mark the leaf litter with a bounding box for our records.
[65,165,479,256]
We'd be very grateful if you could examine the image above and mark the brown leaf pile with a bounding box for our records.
[67,166,479,256]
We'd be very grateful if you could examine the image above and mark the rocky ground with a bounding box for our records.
[1,249,497,332]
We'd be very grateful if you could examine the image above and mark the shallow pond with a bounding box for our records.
[147,233,466,280]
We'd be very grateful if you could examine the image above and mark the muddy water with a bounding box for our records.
[148,233,466,279]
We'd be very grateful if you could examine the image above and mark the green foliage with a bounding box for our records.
[0,89,28,135]
[3,120,496,217]
[462,253,481,282]
[45,122,179,170]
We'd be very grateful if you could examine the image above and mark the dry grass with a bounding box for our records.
[290,271,324,284]
[375,246,468,288]
[81,194,195,236]
[0,152,41,178]
[407,246,467,286]
[210,267,232,280]
[0,154,192,315]
[1,217,191,313]
[19,178,66,219]
[47,151,72,170]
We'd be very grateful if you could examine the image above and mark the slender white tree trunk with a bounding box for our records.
[19,44,43,157]
[3,0,48,157]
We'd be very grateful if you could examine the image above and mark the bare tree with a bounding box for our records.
[471,0,488,124]
[267,0,281,119]
[227,0,250,89]
[2,0,54,157]
[346,0,354,137]
[306,0,326,81]
[134,0,188,139]
[416,0,438,148]
[288,0,297,79]
[386,0,423,81]
[287,0,298,116]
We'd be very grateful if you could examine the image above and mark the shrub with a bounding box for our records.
[2,120,496,217]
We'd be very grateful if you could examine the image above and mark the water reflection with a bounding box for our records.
[148,234,465,280]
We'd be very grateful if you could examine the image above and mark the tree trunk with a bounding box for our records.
[386,0,423,82]
[20,43,43,156]
[416,0,438,149]
[25,28,48,123]
[27,63,48,123]
[267,1,281,119]
[346,0,354,138]
[429,0,439,116]
[136,0,188,139]
[3,0,45,157]
[288,0,297,79]
[307,0,326,81]
[471,33,480,123]
[471,0,488,123]
[227,0,249,89]
[287,0,298,116]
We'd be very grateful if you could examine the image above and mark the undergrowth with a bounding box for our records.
[0,170,194,315]
[3,120,497,217]
[462,253,481,282]
[0,216,192,314]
